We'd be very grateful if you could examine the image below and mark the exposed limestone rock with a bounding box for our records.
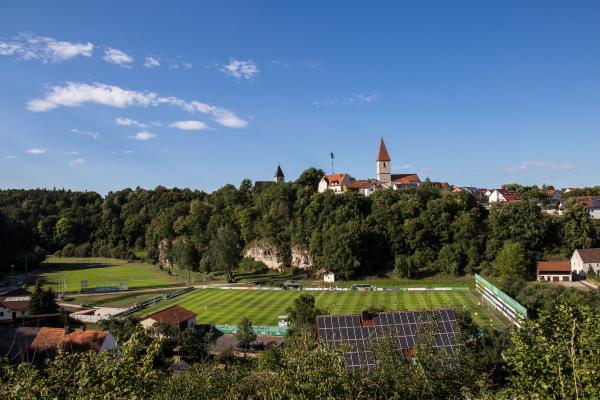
[243,242,315,271]
[291,245,314,270]
[243,242,283,271]
[158,239,173,267]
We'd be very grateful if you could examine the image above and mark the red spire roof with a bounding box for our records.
[377,138,391,161]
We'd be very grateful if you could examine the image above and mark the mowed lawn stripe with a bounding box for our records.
[136,288,509,328]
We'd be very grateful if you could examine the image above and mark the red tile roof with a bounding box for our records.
[30,327,108,354]
[323,173,348,186]
[346,179,379,190]
[391,174,420,184]
[575,248,600,263]
[146,305,196,327]
[495,189,521,202]
[537,261,571,273]
[0,288,32,311]
[377,138,391,161]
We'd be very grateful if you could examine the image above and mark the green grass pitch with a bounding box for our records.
[35,257,183,292]
[138,288,509,328]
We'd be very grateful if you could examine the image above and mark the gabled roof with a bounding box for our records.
[537,261,571,272]
[322,173,348,186]
[494,189,521,202]
[30,327,109,355]
[575,248,600,263]
[274,165,285,178]
[376,138,391,161]
[0,288,32,311]
[346,179,380,190]
[391,174,420,184]
[572,196,600,209]
[146,305,196,326]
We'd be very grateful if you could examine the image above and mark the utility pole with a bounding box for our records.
[330,152,335,174]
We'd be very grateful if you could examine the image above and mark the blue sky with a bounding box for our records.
[1,1,599,193]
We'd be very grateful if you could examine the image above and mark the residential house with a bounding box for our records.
[0,326,116,364]
[323,272,335,283]
[537,261,572,282]
[0,288,31,321]
[488,189,521,204]
[391,174,421,190]
[140,305,197,330]
[452,187,486,202]
[571,248,600,277]
[345,179,382,197]
[570,196,600,219]
[318,173,351,194]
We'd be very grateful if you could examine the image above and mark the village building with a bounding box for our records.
[571,248,600,277]
[318,173,350,194]
[570,196,600,219]
[537,261,572,282]
[488,189,521,203]
[345,179,382,197]
[0,288,32,321]
[253,164,286,191]
[140,305,197,330]
[0,326,116,364]
[323,272,335,283]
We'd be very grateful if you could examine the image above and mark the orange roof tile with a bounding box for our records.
[391,174,420,184]
[377,138,391,161]
[30,327,108,354]
[323,173,348,186]
[537,261,571,272]
[146,305,196,327]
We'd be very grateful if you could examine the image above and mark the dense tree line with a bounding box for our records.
[1,171,598,279]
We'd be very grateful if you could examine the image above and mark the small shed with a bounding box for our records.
[537,261,572,282]
[324,272,335,283]
[278,315,289,328]
[141,305,197,330]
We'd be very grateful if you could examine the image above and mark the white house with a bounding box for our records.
[571,248,600,277]
[345,179,382,197]
[537,261,572,282]
[488,189,521,204]
[318,173,350,194]
[141,305,197,330]
[0,288,31,321]
[324,272,335,283]
[570,196,600,220]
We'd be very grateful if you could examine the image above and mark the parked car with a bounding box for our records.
[237,341,250,350]
[249,341,264,351]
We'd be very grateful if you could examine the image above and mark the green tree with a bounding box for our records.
[209,225,241,282]
[493,241,532,279]
[53,217,74,247]
[27,282,57,315]
[503,297,600,399]
[561,200,596,256]
[236,317,257,344]
[286,294,321,336]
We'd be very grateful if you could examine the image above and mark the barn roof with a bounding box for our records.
[146,305,196,326]
[575,248,600,263]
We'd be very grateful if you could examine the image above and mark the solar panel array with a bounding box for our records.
[316,309,459,369]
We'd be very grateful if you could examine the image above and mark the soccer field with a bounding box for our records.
[138,288,509,328]
[35,257,184,292]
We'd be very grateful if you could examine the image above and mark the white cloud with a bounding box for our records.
[122,150,135,154]
[64,151,80,155]
[222,58,259,80]
[4,155,17,159]
[71,128,100,140]
[143,56,160,68]
[26,148,46,155]
[506,161,577,173]
[298,59,320,70]
[103,47,133,66]
[27,82,247,128]
[313,94,380,108]
[169,120,208,130]
[395,164,413,171]
[69,158,85,166]
[0,33,93,63]
[130,131,156,141]
[115,117,148,128]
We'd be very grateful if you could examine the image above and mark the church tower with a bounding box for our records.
[376,138,391,187]
[274,164,285,184]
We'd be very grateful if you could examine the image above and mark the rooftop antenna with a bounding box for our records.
[330,152,335,174]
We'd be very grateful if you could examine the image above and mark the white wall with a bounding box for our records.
[571,250,600,276]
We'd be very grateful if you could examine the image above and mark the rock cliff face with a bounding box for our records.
[243,242,315,270]
[158,239,172,267]
[291,245,314,270]
[243,242,282,270]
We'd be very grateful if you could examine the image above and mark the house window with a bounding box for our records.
[0,312,3,317]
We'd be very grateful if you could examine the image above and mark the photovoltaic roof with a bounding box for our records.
[316,308,460,369]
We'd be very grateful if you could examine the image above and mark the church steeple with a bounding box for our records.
[376,138,391,187]
[274,164,285,184]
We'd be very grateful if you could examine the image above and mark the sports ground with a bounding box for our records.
[138,288,510,328]
[35,257,183,292]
